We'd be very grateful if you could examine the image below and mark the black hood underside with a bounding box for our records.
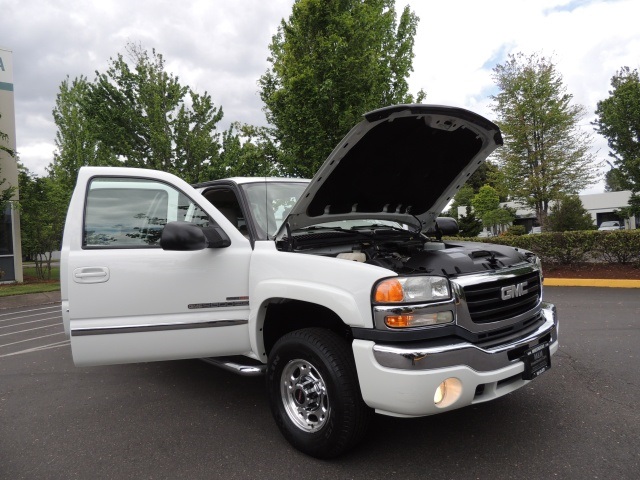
[308,115,485,218]
[283,105,503,235]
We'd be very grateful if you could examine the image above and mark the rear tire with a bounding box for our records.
[266,328,371,458]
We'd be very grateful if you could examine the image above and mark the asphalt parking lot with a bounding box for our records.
[0,304,67,359]
[1,287,639,479]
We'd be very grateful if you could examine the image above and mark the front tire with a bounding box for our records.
[267,328,371,458]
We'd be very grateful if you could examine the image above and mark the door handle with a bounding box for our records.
[73,267,110,284]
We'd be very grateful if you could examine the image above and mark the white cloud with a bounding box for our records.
[16,141,55,176]
[406,0,640,193]
[2,0,638,194]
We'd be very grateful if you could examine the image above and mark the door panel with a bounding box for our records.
[63,169,252,366]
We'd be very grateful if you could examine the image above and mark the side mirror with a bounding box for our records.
[160,221,231,251]
[435,217,459,236]
[424,217,459,239]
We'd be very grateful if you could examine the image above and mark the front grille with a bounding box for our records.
[462,271,541,323]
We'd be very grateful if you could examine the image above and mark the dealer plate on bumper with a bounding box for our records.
[522,342,551,380]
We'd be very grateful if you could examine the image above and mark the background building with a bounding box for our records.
[580,190,637,229]
[0,46,23,283]
[505,191,638,233]
[459,190,638,235]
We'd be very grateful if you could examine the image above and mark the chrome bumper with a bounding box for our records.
[372,303,558,371]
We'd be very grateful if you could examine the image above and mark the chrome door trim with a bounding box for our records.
[71,319,248,336]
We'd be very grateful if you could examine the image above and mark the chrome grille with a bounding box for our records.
[462,270,541,324]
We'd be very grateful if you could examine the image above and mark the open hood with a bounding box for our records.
[283,104,503,233]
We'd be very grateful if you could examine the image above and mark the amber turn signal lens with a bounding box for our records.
[385,315,412,328]
[374,279,404,302]
[384,311,453,328]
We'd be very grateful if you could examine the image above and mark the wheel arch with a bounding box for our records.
[249,279,370,361]
[260,299,353,358]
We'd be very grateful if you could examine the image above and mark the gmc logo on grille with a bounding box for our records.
[501,281,528,300]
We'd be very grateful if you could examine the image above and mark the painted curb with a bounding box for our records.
[544,278,640,288]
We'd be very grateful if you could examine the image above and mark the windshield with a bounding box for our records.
[241,182,307,239]
[240,182,409,240]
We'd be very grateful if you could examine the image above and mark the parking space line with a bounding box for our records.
[0,305,60,318]
[0,323,64,337]
[0,331,65,349]
[0,316,63,330]
[0,339,70,358]
[0,311,61,323]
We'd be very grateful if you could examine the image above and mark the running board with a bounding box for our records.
[200,356,266,377]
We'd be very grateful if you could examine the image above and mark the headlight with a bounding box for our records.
[535,255,543,278]
[525,252,543,278]
[374,276,451,303]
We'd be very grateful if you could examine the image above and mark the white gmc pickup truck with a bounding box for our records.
[61,104,558,458]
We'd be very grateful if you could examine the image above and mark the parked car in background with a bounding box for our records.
[477,229,493,237]
[598,221,623,231]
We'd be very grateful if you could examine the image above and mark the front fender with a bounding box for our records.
[247,242,395,359]
[248,279,365,360]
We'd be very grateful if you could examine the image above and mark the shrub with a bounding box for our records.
[453,230,640,266]
[503,225,526,236]
[532,231,598,265]
[592,230,640,264]
[545,194,596,231]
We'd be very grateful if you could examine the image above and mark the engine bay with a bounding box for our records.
[277,226,536,277]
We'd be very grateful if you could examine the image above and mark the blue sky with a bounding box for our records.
[2,0,639,193]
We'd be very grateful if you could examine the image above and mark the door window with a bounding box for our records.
[84,177,210,248]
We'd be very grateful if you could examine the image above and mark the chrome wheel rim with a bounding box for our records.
[280,359,330,432]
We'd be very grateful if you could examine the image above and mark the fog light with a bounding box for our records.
[434,382,447,405]
[434,378,462,408]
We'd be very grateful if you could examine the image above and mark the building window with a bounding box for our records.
[0,205,13,255]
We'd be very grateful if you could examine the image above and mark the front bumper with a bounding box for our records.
[352,303,558,417]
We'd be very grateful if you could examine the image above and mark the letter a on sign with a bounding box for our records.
[0,57,5,71]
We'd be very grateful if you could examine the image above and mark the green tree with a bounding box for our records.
[471,185,501,220]
[260,0,425,178]
[465,161,507,199]
[49,76,118,200]
[457,205,482,237]
[491,53,597,225]
[219,123,281,178]
[18,166,67,280]
[483,208,515,233]
[472,184,514,233]
[545,194,595,232]
[450,161,507,220]
[594,67,640,214]
[448,184,474,221]
[82,43,224,183]
[617,194,640,220]
[604,166,628,192]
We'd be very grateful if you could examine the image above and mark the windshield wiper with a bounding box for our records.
[350,224,410,234]
[302,225,346,231]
